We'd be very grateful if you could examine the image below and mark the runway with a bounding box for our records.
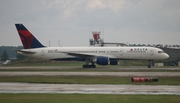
[0,72,180,76]
[0,66,179,95]
[0,82,179,95]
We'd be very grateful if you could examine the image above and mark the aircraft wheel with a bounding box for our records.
[82,65,96,68]
[82,65,87,68]
[92,65,96,68]
[148,60,153,68]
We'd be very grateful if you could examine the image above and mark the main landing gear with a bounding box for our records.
[82,64,96,68]
[82,62,96,68]
[148,60,153,68]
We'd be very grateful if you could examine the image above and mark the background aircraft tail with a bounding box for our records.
[15,24,45,49]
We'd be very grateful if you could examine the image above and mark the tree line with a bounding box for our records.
[0,46,25,61]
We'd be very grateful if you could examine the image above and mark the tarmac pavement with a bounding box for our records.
[0,83,179,95]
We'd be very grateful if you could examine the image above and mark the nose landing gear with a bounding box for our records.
[148,60,153,68]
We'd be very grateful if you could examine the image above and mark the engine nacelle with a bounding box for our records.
[96,56,110,65]
[110,60,120,65]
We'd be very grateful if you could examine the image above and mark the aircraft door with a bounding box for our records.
[119,50,123,56]
[150,50,154,56]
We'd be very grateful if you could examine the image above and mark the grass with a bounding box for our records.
[0,94,179,103]
[0,76,180,85]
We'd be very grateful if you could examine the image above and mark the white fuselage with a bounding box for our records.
[18,46,169,61]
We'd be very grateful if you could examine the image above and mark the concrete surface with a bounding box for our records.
[1,66,180,71]
[0,83,179,95]
[0,72,180,76]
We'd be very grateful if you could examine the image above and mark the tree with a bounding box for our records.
[1,49,9,61]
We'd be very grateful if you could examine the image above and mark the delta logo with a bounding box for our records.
[128,48,148,52]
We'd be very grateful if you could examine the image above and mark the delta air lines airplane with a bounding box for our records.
[15,24,169,68]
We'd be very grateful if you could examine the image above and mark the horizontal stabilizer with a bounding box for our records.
[15,50,36,54]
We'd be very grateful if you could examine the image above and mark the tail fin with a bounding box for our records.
[15,24,45,49]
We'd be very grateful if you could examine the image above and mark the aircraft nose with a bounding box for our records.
[164,53,169,59]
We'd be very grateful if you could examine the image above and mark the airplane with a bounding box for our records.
[15,24,169,68]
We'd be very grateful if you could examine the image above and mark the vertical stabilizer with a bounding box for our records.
[15,24,45,49]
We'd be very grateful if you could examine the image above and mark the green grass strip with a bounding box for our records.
[0,94,179,103]
[0,76,180,85]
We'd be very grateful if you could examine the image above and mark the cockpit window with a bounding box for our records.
[158,51,164,53]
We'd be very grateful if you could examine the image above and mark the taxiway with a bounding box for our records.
[0,71,179,76]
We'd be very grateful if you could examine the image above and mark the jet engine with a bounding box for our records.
[96,56,110,65]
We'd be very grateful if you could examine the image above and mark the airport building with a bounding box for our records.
[89,31,127,47]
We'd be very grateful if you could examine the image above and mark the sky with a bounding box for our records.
[0,0,180,47]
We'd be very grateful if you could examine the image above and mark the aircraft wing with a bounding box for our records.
[60,51,116,59]
[60,51,96,59]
